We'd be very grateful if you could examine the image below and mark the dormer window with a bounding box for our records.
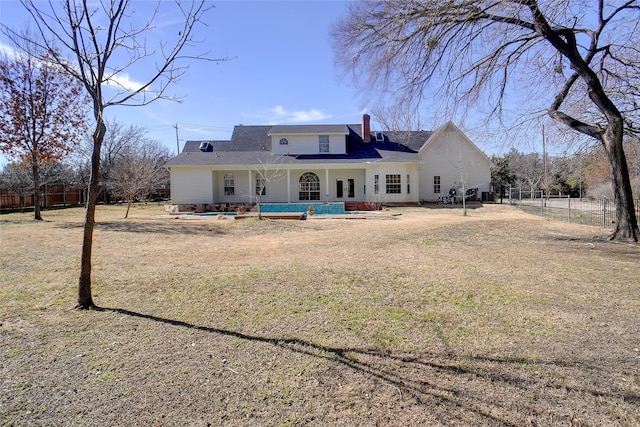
[199,141,210,151]
[375,131,384,142]
[319,135,329,153]
[279,138,288,145]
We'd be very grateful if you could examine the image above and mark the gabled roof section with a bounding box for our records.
[268,124,349,135]
[418,121,490,162]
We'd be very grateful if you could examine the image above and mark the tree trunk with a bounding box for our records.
[603,122,639,242]
[31,154,42,221]
[256,193,263,220]
[125,198,132,218]
[76,119,106,309]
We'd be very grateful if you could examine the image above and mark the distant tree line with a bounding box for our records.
[491,136,640,200]
[0,120,171,215]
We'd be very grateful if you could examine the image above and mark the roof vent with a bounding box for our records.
[375,131,384,142]
[199,141,210,151]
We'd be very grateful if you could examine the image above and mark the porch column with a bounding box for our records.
[248,169,253,204]
[287,169,291,203]
[325,168,330,202]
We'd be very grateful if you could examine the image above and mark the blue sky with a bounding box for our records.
[0,0,501,163]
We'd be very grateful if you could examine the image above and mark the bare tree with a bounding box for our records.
[371,104,422,132]
[509,149,544,195]
[0,44,88,220]
[2,0,226,308]
[0,162,32,212]
[333,0,640,241]
[248,157,287,220]
[110,139,170,218]
[448,148,473,216]
[78,121,149,204]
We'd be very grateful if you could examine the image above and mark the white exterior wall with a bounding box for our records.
[327,168,367,201]
[169,167,214,204]
[213,169,292,204]
[365,163,419,204]
[215,170,248,203]
[260,174,290,202]
[418,128,492,202]
[271,134,347,155]
[222,167,371,203]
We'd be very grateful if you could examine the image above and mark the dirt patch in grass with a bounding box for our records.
[1,203,639,426]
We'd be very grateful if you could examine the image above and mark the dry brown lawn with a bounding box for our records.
[1,203,639,426]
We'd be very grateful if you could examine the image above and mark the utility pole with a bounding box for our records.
[542,124,548,201]
[542,124,548,207]
[173,123,180,155]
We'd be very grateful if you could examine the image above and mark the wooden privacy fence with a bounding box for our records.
[0,185,170,210]
[0,184,85,210]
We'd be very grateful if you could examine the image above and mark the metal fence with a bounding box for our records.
[507,188,640,229]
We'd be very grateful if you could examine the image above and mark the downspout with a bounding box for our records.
[416,166,421,203]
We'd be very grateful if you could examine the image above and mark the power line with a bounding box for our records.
[178,123,231,131]
[146,123,232,132]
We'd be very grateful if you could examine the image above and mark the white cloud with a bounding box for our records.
[0,43,15,59]
[246,105,332,124]
[1,42,146,93]
[104,72,146,92]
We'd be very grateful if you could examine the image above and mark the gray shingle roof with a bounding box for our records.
[269,124,349,135]
[165,123,433,167]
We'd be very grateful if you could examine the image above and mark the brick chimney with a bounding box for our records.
[361,113,371,143]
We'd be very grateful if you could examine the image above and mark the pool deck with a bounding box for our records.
[235,212,305,220]
[163,210,399,220]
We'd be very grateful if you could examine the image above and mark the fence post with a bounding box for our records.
[519,187,522,206]
[540,191,544,216]
[567,194,571,223]
[602,198,607,228]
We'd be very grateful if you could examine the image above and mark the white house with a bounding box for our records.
[165,114,493,210]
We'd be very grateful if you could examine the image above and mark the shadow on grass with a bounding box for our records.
[97,306,640,425]
[56,220,229,236]
[428,201,485,210]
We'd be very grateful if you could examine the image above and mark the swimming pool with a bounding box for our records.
[257,202,347,215]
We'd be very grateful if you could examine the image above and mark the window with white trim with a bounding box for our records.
[224,173,234,195]
[386,174,401,194]
[374,174,379,194]
[299,172,320,200]
[434,176,441,194]
[319,135,329,153]
[255,175,266,196]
